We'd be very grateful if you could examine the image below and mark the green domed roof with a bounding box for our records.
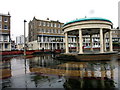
[63,17,112,26]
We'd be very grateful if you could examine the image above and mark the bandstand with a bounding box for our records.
[63,17,114,54]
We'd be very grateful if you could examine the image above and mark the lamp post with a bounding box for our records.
[24,20,27,55]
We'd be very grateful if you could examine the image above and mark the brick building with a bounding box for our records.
[28,17,64,50]
[0,13,11,51]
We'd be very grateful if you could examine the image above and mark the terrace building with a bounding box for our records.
[110,29,120,43]
[0,13,11,51]
[28,17,64,50]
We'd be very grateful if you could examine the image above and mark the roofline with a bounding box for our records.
[63,17,112,26]
[33,17,64,23]
[0,13,10,17]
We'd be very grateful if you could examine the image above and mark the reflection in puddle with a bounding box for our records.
[1,54,119,89]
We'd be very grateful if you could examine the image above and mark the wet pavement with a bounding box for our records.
[0,54,120,89]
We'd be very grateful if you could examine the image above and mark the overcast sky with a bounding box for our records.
[0,0,119,40]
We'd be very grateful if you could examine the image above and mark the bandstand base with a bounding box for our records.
[55,51,119,61]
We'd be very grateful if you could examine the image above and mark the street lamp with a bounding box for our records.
[24,20,27,55]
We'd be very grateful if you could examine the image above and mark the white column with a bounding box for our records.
[37,36,39,41]
[44,43,46,49]
[3,43,5,51]
[100,28,104,53]
[90,34,93,51]
[103,33,107,52]
[79,29,83,53]
[41,36,43,42]
[38,43,40,50]
[59,43,61,49]
[109,30,113,52]
[55,43,57,49]
[76,36,79,52]
[48,43,50,49]
[65,32,69,53]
